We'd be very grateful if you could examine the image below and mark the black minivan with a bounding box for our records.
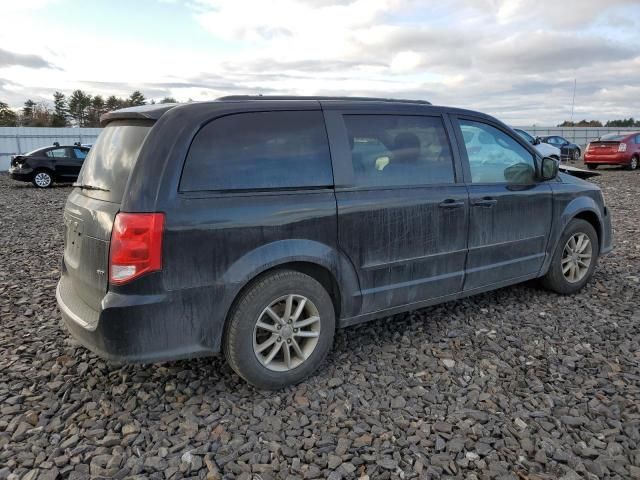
[57,97,612,389]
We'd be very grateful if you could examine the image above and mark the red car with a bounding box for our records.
[584,132,640,170]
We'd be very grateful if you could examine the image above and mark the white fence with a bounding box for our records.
[1,125,638,172]
[0,127,102,171]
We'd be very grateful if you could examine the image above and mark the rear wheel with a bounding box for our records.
[224,270,335,389]
[541,219,599,295]
[628,156,639,171]
[586,164,598,170]
[32,170,53,188]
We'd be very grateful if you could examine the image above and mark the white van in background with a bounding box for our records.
[513,128,561,160]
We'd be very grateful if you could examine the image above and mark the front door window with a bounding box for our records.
[460,120,536,184]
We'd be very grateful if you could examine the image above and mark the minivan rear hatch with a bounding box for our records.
[61,120,153,312]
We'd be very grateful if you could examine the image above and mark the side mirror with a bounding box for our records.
[534,137,541,145]
[541,156,559,180]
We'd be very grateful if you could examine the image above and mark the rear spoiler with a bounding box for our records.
[100,104,178,127]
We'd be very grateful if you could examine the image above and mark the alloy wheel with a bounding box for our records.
[253,294,321,371]
[34,172,52,188]
[561,233,593,283]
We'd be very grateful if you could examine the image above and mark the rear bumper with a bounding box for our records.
[57,275,219,363]
[584,152,630,165]
[8,168,33,182]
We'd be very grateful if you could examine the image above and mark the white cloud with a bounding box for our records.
[390,51,422,72]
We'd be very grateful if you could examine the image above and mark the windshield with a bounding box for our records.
[514,129,534,143]
[598,134,626,141]
[24,147,48,156]
[76,120,153,203]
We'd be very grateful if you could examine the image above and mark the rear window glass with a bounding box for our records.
[180,111,332,192]
[76,120,152,203]
[599,134,626,141]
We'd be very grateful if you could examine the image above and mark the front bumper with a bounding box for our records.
[56,274,217,363]
[601,205,613,255]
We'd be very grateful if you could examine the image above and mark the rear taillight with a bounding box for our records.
[618,143,627,152]
[109,212,165,285]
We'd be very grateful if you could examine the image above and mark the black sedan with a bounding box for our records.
[8,144,89,188]
[540,135,581,161]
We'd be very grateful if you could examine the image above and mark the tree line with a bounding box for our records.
[0,91,178,128]
[557,118,640,128]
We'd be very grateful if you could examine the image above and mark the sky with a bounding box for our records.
[0,0,639,125]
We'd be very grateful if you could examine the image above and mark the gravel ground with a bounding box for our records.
[0,168,639,480]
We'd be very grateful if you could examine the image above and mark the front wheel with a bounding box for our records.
[224,270,335,389]
[541,219,599,295]
[586,164,598,170]
[628,156,638,171]
[32,170,53,188]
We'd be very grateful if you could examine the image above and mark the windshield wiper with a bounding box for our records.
[73,183,110,192]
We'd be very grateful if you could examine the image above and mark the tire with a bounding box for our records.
[541,219,599,295]
[572,149,580,161]
[224,270,335,390]
[586,164,597,170]
[628,156,639,171]
[32,169,53,188]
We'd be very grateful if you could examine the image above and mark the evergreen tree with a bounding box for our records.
[51,91,69,127]
[68,90,92,127]
[105,95,124,112]
[605,117,638,127]
[21,99,36,125]
[127,90,146,106]
[0,101,18,126]
[88,95,106,127]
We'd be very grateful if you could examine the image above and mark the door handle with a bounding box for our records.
[439,199,465,209]
[472,197,497,207]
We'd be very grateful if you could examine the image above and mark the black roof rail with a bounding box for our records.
[216,95,432,105]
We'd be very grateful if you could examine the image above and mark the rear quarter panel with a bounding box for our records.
[160,190,359,351]
[25,155,55,172]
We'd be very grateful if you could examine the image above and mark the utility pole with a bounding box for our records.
[570,78,576,123]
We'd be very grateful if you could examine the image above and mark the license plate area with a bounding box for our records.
[64,214,83,269]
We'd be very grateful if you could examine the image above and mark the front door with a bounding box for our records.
[453,117,553,291]
[329,109,469,314]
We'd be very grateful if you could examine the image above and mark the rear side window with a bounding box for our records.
[344,115,455,187]
[77,120,152,203]
[181,111,332,192]
[47,148,70,158]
